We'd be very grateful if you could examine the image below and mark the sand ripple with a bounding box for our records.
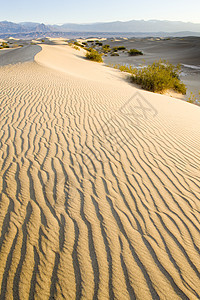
[0,46,200,299]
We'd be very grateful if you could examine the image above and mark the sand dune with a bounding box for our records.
[0,44,200,299]
[0,45,41,67]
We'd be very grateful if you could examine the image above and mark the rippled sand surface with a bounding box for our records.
[0,45,200,299]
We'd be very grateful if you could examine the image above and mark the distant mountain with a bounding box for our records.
[1,20,200,38]
[51,20,200,33]
[0,21,51,33]
[0,21,25,33]
[54,20,200,33]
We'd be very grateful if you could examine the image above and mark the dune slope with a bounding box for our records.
[0,45,200,299]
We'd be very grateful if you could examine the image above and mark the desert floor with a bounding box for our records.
[0,44,200,299]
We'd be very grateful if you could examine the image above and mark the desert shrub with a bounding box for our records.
[41,40,45,43]
[96,41,103,46]
[187,91,200,105]
[86,49,103,62]
[102,44,111,53]
[85,47,93,52]
[130,60,186,94]
[2,42,9,48]
[73,45,80,51]
[82,42,88,46]
[117,46,126,50]
[111,53,119,56]
[112,47,118,52]
[0,46,3,49]
[102,44,110,49]
[74,41,84,47]
[114,60,186,94]
[114,64,136,73]
[128,49,143,56]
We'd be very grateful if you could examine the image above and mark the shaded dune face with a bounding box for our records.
[0,46,200,299]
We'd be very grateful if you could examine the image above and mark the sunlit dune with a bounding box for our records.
[0,44,200,299]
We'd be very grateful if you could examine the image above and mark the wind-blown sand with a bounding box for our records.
[0,44,200,299]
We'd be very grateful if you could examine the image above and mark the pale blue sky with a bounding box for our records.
[1,0,200,24]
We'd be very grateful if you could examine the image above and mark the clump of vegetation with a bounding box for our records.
[85,47,93,52]
[112,47,118,52]
[128,49,143,56]
[117,46,126,50]
[95,41,103,46]
[73,45,80,51]
[85,49,103,62]
[131,60,186,94]
[74,41,84,48]
[102,44,111,53]
[82,42,88,46]
[113,60,186,94]
[68,41,82,50]
[1,42,9,49]
[114,64,135,73]
[111,53,119,56]
[187,91,200,106]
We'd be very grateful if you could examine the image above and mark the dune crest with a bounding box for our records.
[0,45,200,299]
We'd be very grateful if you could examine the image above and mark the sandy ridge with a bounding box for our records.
[0,44,200,299]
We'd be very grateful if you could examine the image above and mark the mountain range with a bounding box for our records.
[1,20,200,37]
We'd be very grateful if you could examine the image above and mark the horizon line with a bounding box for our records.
[1,19,200,26]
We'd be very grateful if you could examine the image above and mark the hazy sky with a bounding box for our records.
[1,0,200,24]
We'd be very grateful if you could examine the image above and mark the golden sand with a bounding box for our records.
[0,45,200,299]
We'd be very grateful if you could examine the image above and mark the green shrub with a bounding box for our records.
[102,44,110,49]
[102,44,111,53]
[187,91,200,105]
[74,41,84,47]
[95,41,103,46]
[85,47,93,52]
[2,42,9,48]
[131,60,186,94]
[117,46,126,50]
[86,49,103,62]
[112,47,118,52]
[73,45,80,51]
[114,60,186,94]
[114,64,135,73]
[128,49,143,56]
[111,53,119,56]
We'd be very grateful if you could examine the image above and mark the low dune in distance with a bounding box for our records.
[0,44,200,299]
